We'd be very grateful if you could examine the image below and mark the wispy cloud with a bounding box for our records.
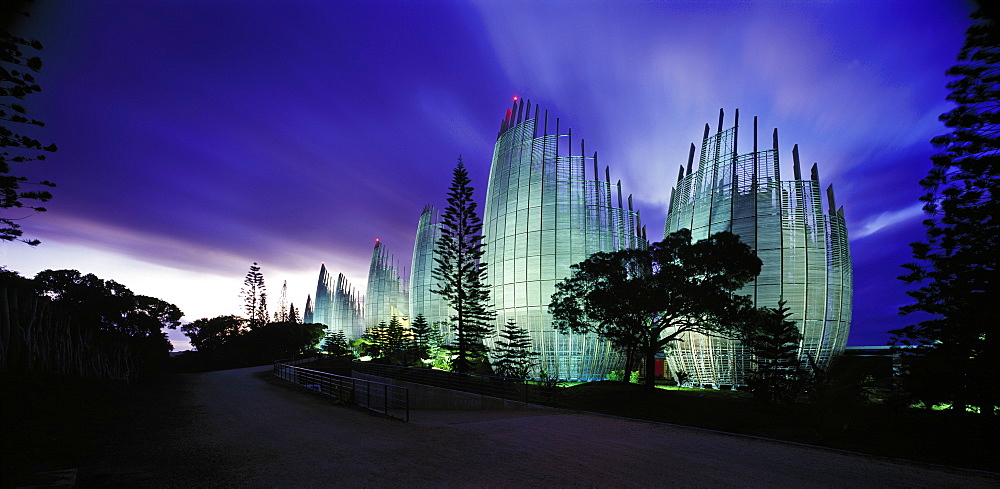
[853,203,925,240]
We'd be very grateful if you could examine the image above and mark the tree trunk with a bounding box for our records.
[644,348,657,390]
[622,346,634,383]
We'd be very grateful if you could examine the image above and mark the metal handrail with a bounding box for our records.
[273,361,409,422]
[351,362,558,406]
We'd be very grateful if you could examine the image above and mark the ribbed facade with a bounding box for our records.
[331,273,366,340]
[303,294,314,324]
[312,264,334,327]
[663,110,852,387]
[365,240,410,329]
[409,205,454,343]
[311,264,365,339]
[483,98,645,381]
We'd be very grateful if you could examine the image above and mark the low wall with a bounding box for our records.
[352,371,557,411]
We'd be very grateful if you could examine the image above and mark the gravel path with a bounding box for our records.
[81,366,1000,488]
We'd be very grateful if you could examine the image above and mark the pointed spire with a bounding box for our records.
[686,143,696,174]
[827,184,838,215]
[717,108,725,134]
[792,144,802,181]
[533,104,540,138]
[733,108,739,154]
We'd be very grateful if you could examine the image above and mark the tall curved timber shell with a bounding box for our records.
[483,98,645,381]
[311,264,365,340]
[663,110,852,387]
[365,239,410,329]
[409,205,454,343]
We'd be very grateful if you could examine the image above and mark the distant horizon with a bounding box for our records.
[1,1,972,350]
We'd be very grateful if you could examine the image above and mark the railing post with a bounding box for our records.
[384,384,388,415]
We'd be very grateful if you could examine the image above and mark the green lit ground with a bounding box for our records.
[555,381,999,472]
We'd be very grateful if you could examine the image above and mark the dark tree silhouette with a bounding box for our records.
[892,5,1000,415]
[182,315,246,352]
[1,23,57,245]
[240,262,268,329]
[550,229,761,390]
[743,301,802,404]
[18,270,183,379]
[320,330,351,356]
[492,319,535,379]
[287,303,300,323]
[432,157,494,373]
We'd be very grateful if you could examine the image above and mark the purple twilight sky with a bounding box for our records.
[1,1,974,350]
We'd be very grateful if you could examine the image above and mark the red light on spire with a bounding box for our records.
[513,96,519,101]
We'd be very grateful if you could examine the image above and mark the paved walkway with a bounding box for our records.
[82,366,1000,487]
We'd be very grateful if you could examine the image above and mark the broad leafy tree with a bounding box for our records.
[743,301,802,404]
[432,157,494,373]
[28,269,182,376]
[34,269,182,339]
[550,229,761,390]
[240,262,268,329]
[492,319,535,379]
[1,24,57,245]
[892,5,999,415]
[182,315,246,351]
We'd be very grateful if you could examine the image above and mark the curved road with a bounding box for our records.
[83,366,1000,488]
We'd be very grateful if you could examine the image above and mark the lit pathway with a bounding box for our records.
[83,366,1000,487]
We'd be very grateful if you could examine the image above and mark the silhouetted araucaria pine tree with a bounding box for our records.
[432,157,495,373]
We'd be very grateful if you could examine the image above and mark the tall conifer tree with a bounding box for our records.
[893,5,999,414]
[432,157,494,373]
[744,301,801,404]
[493,319,536,379]
[1,22,57,246]
[240,262,268,329]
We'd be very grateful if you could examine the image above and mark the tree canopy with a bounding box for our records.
[549,229,761,389]
[892,5,1000,415]
[1,268,182,379]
